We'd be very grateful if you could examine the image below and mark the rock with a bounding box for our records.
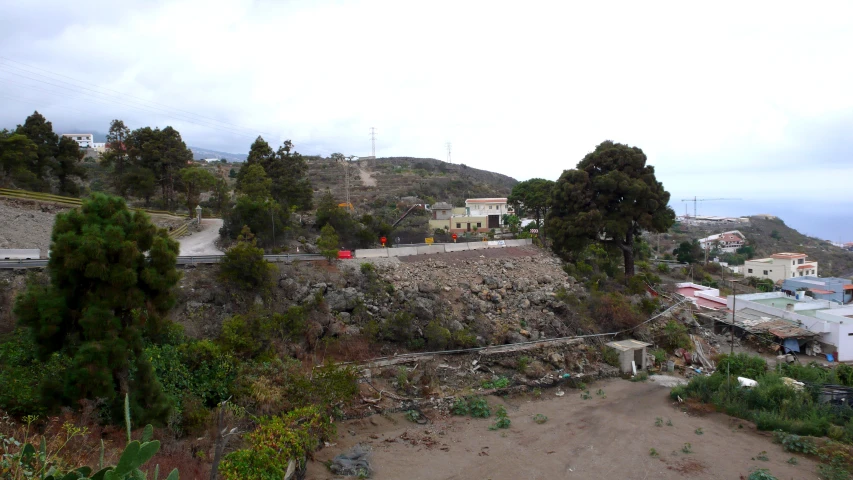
[490,292,502,303]
[412,297,436,320]
[518,299,531,309]
[418,282,439,294]
[328,321,346,337]
[449,320,464,332]
[338,312,351,323]
[506,331,526,344]
[483,276,499,287]
[325,287,361,312]
[537,275,553,284]
[548,352,565,368]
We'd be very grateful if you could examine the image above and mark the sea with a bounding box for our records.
[674,200,853,244]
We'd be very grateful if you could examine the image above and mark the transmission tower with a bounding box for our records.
[446,142,452,163]
[370,127,376,158]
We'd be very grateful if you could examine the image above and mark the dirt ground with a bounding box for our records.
[308,378,819,480]
[177,218,223,256]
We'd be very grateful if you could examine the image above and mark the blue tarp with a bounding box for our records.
[783,338,800,353]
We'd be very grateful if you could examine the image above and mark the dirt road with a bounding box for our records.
[308,379,817,479]
[178,219,223,256]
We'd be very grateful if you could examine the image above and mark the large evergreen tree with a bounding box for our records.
[0,130,39,189]
[507,178,554,238]
[223,164,287,246]
[101,119,131,194]
[235,136,274,191]
[179,166,217,213]
[125,126,192,210]
[15,111,59,192]
[55,136,87,196]
[547,141,675,278]
[14,193,180,423]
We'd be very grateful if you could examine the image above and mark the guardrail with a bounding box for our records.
[0,253,325,269]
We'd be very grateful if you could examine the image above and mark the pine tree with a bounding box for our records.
[15,111,59,192]
[318,224,340,264]
[14,193,180,423]
[55,136,87,196]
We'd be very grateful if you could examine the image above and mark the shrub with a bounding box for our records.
[468,398,491,418]
[482,376,510,389]
[451,329,478,348]
[601,346,620,368]
[424,320,451,350]
[533,414,548,424]
[220,226,275,292]
[716,353,767,379]
[219,405,334,479]
[489,406,510,430]
[661,319,691,350]
[517,356,531,373]
[0,329,70,416]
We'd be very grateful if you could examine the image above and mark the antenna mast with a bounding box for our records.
[446,142,452,163]
[370,127,376,158]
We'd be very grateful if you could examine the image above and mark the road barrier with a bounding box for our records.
[354,239,532,259]
[0,253,324,269]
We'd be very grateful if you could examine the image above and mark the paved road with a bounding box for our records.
[179,219,224,256]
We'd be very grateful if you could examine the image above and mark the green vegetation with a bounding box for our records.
[532,413,548,424]
[219,226,276,292]
[14,194,179,424]
[451,397,491,419]
[219,406,334,479]
[489,406,511,430]
[221,164,289,247]
[681,442,693,454]
[508,178,554,238]
[547,141,675,279]
[0,394,179,479]
[318,224,340,263]
[649,448,659,457]
[481,376,510,389]
[747,469,778,480]
[0,112,86,195]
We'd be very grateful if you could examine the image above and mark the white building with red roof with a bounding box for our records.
[464,198,513,229]
[744,252,818,284]
[698,230,745,253]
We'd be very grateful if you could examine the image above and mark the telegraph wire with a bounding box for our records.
[0,57,278,139]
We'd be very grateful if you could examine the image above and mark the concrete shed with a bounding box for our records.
[605,339,652,374]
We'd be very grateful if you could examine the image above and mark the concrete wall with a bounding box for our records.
[0,249,40,259]
[416,245,446,255]
[355,239,531,260]
[355,248,389,259]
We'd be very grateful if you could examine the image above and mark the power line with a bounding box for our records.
[0,68,263,140]
[0,57,277,139]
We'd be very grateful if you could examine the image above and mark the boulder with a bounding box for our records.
[418,282,439,294]
[412,296,436,320]
[325,287,361,312]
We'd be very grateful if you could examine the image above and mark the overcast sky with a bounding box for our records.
[2,0,853,207]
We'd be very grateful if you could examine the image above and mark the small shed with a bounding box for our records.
[605,339,652,374]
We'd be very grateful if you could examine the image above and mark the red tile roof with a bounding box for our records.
[809,288,835,294]
[796,265,814,270]
[844,285,853,290]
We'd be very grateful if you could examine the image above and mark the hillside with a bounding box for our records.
[189,146,248,162]
[661,216,853,278]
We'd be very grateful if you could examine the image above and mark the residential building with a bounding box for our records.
[698,230,745,253]
[465,198,513,228]
[674,282,727,310]
[726,292,853,361]
[431,202,453,221]
[781,276,853,305]
[743,252,818,284]
[61,133,95,148]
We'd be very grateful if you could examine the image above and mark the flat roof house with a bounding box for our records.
[61,133,94,149]
[744,252,818,284]
[465,198,512,229]
[782,276,853,305]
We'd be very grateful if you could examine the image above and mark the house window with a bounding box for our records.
[798,259,804,264]
[748,269,753,273]
[488,205,492,210]
[763,270,769,275]
[477,222,481,228]
[456,223,461,229]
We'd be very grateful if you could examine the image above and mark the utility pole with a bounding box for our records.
[446,142,452,164]
[370,127,376,158]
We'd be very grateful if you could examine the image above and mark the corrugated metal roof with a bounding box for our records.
[606,339,652,351]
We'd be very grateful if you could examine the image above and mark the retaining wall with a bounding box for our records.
[387,247,419,257]
[355,248,390,258]
[416,245,446,255]
[354,238,533,259]
[444,243,471,252]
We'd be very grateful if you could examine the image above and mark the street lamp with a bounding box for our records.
[195,205,202,226]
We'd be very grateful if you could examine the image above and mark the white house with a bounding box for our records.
[728,292,853,361]
[464,198,513,229]
[61,133,95,149]
[698,230,745,253]
[743,252,818,284]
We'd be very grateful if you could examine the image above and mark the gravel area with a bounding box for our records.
[0,198,63,258]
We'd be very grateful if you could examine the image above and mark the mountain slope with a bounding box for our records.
[189,146,248,162]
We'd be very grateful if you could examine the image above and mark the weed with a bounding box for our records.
[681,443,693,454]
[532,414,548,425]
[747,469,778,480]
[666,418,673,427]
[532,388,542,399]
[649,448,659,457]
[695,427,704,435]
[772,431,818,455]
[631,371,649,382]
[786,457,798,465]
[404,410,421,423]
[482,376,510,389]
[596,389,605,396]
[468,398,491,418]
[488,406,511,430]
[517,356,531,373]
[575,382,587,391]
[655,417,664,427]
[753,451,769,461]
[396,367,408,388]
[451,398,470,416]
[580,391,592,400]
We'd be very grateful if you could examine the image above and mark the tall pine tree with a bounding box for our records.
[14,193,180,424]
[15,111,59,192]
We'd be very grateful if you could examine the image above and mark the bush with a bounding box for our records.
[716,353,767,379]
[661,320,691,350]
[0,329,70,416]
[219,405,334,479]
[220,226,275,292]
[424,320,451,350]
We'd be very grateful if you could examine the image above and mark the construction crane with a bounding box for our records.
[680,197,741,219]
